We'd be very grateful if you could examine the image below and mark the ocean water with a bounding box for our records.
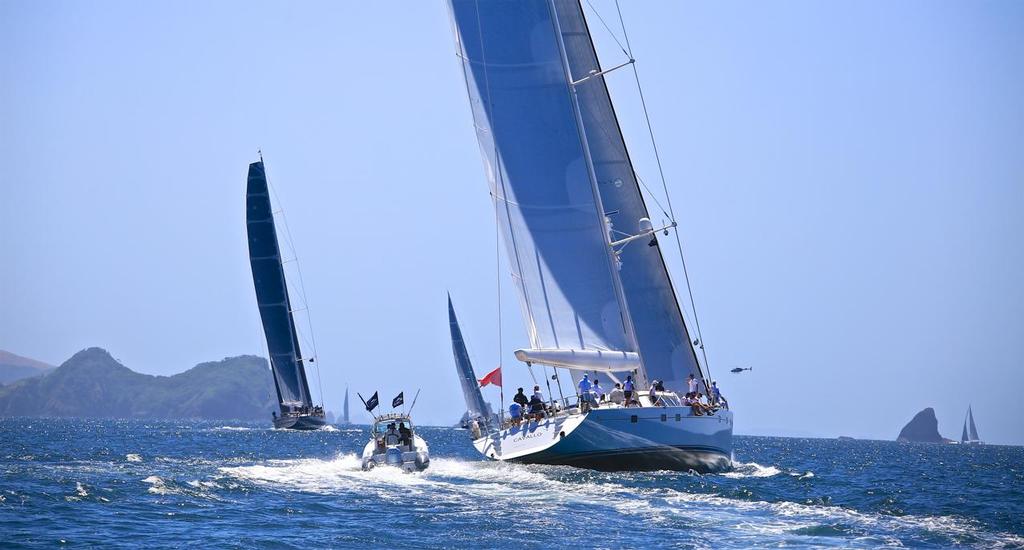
[1,418,1021,548]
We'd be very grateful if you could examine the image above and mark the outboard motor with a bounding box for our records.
[385,447,403,467]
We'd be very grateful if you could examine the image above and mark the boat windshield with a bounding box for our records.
[372,417,414,435]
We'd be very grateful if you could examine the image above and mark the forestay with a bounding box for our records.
[246,161,314,409]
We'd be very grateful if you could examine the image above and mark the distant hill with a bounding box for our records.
[0,350,55,385]
[897,407,952,443]
[0,347,277,420]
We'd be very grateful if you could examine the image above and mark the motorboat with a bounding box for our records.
[361,413,430,472]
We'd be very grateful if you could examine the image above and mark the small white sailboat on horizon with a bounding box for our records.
[960,405,982,445]
[446,0,733,472]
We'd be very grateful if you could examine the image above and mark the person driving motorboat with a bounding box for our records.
[398,422,412,447]
[385,423,400,445]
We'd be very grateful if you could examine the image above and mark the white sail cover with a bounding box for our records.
[514,348,640,372]
[450,0,631,354]
[449,0,706,392]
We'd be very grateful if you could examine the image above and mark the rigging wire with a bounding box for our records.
[494,192,504,417]
[611,0,715,382]
[266,171,327,408]
[470,0,523,415]
[584,0,629,57]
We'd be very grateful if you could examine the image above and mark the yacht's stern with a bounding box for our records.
[476,407,732,473]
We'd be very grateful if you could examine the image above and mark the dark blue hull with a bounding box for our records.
[273,414,327,430]
[511,444,731,472]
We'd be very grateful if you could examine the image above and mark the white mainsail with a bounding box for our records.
[449,0,707,393]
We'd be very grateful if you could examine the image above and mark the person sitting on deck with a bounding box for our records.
[592,378,604,405]
[513,388,529,409]
[683,392,703,416]
[532,385,544,403]
[692,392,714,416]
[385,423,400,445]
[609,383,624,405]
[699,393,715,415]
[528,394,545,419]
[398,422,412,447]
[649,380,663,406]
[509,402,523,426]
[700,393,716,413]
[654,379,666,392]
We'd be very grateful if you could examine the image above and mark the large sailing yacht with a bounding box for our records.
[246,159,326,430]
[447,0,733,471]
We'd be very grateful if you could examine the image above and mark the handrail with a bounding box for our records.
[488,391,724,433]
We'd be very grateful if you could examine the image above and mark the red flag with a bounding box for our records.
[478,366,502,388]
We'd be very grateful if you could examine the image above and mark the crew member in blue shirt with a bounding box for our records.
[509,401,523,426]
[578,374,594,409]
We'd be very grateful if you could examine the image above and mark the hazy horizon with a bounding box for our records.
[2,1,1022,444]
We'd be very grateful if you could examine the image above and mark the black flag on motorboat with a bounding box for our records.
[392,392,404,408]
[364,391,379,412]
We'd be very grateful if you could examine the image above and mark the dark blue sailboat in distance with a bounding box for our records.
[448,295,497,434]
[247,159,326,430]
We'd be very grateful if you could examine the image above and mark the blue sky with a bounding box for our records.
[2,0,1021,444]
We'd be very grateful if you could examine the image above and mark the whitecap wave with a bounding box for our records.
[216,455,1022,548]
[126,453,142,463]
[142,475,222,500]
[721,461,782,478]
[142,475,173,495]
[655,488,1024,547]
[220,453,444,497]
[64,482,89,502]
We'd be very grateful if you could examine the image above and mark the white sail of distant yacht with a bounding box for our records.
[449,295,497,431]
[341,387,351,425]
[960,405,982,445]
[446,0,733,471]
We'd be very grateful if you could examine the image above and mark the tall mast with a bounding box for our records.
[546,0,644,380]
